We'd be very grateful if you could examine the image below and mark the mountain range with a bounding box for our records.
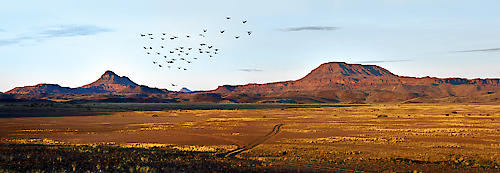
[3,62,500,103]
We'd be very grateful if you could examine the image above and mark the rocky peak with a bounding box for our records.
[81,70,138,88]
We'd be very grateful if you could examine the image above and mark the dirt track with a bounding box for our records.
[222,123,283,157]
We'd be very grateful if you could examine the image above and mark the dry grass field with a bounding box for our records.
[1,103,499,172]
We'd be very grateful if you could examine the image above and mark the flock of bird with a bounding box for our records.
[139,17,253,83]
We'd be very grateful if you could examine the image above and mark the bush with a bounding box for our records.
[377,114,388,118]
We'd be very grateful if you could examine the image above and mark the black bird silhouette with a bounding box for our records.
[159,65,162,67]
[157,52,161,55]
[164,56,167,58]
[149,47,152,49]
[220,30,225,33]
[177,54,181,56]
[180,50,184,53]
[180,58,185,60]
[161,46,164,48]
[185,53,189,55]
[150,37,154,39]
[193,57,198,59]
[171,83,177,86]
[209,55,213,58]
[235,36,240,39]
[200,43,206,46]
[170,51,174,53]
[243,20,247,24]
[175,48,179,50]
[215,52,218,54]
[143,47,147,49]
[205,51,210,53]
[147,52,150,54]
[167,61,173,63]
[183,68,187,70]
[161,38,165,40]
[188,48,192,50]
[153,61,157,64]
[180,47,184,49]
[247,31,252,35]
[215,48,219,51]
[199,34,205,37]
[177,67,181,69]
[208,46,213,49]
[199,51,203,53]
[186,35,190,38]
[226,17,231,20]
[141,34,146,37]
[187,61,191,63]
[148,33,153,36]
[162,33,166,35]
[170,37,175,40]
[203,29,207,32]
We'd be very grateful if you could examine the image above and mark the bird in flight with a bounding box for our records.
[220,30,225,34]
[141,34,146,37]
[203,29,207,33]
[235,36,240,39]
[247,31,252,35]
[226,17,231,20]
[242,20,247,24]
[171,83,177,86]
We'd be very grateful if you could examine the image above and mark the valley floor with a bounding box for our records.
[0,103,499,172]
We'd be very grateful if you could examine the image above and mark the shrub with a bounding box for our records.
[377,114,388,118]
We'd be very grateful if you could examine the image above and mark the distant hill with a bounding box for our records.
[5,62,500,103]
[179,87,194,93]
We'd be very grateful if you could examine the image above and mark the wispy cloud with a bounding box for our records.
[280,26,339,32]
[355,59,412,64]
[0,25,111,46]
[238,68,263,72]
[452,47,500,53]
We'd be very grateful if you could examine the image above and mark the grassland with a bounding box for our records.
[0,103,499,172]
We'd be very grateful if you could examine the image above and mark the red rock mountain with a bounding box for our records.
[212,62,500,103]
[7,71,165,96]
[6,84,73,95]
[78,70,141,93]
[5,62,500,103]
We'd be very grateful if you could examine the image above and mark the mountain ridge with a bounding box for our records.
[5,62,500,103]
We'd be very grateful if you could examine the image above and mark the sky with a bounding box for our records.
[1,0,500,92]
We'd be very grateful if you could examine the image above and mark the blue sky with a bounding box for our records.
[1,0,500,92]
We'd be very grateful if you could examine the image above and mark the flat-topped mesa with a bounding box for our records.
[6,84,72,95]
[300,62,396,79]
